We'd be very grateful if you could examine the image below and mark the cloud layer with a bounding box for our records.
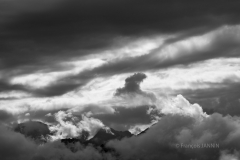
[108,113,240,160]
[1,1,240,159]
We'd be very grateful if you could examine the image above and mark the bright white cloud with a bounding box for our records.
[10,59,105,89]
[49,111,105,140]
[155,95,207,119]
[141,57,240,94]
[0,90,31,99]
[84,35,169,60]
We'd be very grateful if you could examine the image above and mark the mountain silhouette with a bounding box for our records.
[61,127,133,146]
[14,121,150,147]
[14,121,51,143]
[87,127,132,145]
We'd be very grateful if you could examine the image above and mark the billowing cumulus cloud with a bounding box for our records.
[50,111,105,140]
[156,95,206,119]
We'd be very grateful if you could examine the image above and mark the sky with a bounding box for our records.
[1,0,240,160]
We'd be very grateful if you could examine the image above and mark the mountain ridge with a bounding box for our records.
[14,120,150,146]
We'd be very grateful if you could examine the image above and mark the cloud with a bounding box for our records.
[0,80,26,92]
[220,150,240,160]
[50,111,105,140]
[153,95,207,120]
[73,25,240,78]
[115,73,147,95]
[0,124,116,160]
[0,110,14,125]
[1,92,240,160]
[79,73,205,132]
[0,73,207,134]
[177,81,240,116]
[27,24,238,99]
[0,79,85,97]
[107,113,240,160]
[0,125,36,160]
[1,0,240,73]
[1,25,240,98]
[71,78,207,132]
[77,90,206,132]
[32,141,116,160]
[93,105,158,131]
[30,82,85,97]
[18,108,69,124]
[0,0,239,101]
[114,73,156,102]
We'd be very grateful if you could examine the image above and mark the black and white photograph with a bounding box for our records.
[1,0,240,160]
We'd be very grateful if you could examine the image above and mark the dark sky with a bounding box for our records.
[1,0,240,159]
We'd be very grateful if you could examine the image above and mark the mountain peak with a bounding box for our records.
[14,121,51,143]
[87,127,132,146]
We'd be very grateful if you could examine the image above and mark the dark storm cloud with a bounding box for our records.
[0,76,90,97]
[0,81,72,97]
[115,73,147,95]
[30,73,95,97]
[0,0,240,97]
[107,113,240,160]
[31,82,83,97]
[24,28,240,97]
[1,0,240,72]
[0,125,36,160]
[52,30,240,95]
[2,104,240,160]
[76,28,240,77]
[114,73,156,102]
[0,124,116,160]
[0,80,26,92]
[0,110,14,123]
